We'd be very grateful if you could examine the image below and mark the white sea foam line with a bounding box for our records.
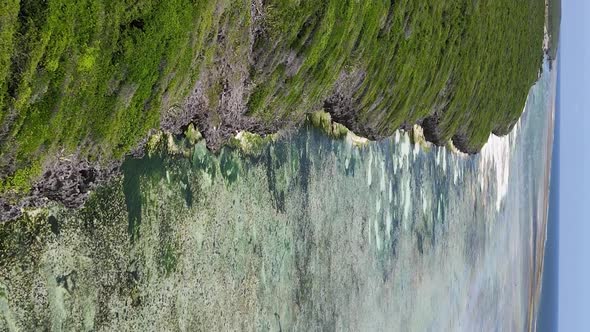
[385,210,392,239]
[389,180,393,204]
[402,177,412,227]
[374,216,382,250]
[376,196,382,214]
[380,160,386,192]
[478,133,510,210]
[367,152,373,186]
[453,158,460,185]
[478,113,524,211]
[400,133,411,164]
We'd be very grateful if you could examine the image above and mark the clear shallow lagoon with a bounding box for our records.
[0,61,554,331]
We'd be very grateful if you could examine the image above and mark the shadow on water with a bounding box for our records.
[122,155,165,242]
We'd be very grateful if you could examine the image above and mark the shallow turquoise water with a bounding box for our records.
[0,62,554,331]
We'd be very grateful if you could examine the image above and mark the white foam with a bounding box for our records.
[380,160,386,192]
[385,210,392,239]
[478,116,522,210]
[389,180,393,204]
[413,141,420,157]
[400,134,411,164]
[367,153,373,186]
[453,158,459,185]
[402,177,412,228]
[374,217,382,250]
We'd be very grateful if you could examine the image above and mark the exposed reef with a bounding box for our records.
[0,158,119,221]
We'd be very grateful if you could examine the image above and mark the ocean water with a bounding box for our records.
[0,61,554,331]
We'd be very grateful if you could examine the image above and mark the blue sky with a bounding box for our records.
[559,0,590,330]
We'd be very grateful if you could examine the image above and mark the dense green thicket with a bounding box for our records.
[249,0,545,144]
[0,0,227,192]
[0,0,545,194]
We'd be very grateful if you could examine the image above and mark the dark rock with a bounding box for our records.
[451,132,480,155]
[323,93,383,141]
[419,113,446,147]
[492,122,517,137]
[32,159,120,209]
[0,157,120,222]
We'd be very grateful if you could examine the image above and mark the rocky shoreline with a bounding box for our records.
[0,41,551,222]
[0,67,472,222]
[0,157,120,221]
[0,100,471,222]
[0,44,554,221]
[0,0,549,221]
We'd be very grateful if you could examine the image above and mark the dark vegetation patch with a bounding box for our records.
[0,0,545,217]
[47,215,59,235]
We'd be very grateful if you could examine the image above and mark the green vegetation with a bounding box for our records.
[229,131,277,156]
[0,0,229,194]
[249,0,545,146]
[308,111,349,139]
[548,0,562,60]
[0,0,545,195]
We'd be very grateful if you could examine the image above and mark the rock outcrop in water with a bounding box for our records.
[0,158,119,221]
